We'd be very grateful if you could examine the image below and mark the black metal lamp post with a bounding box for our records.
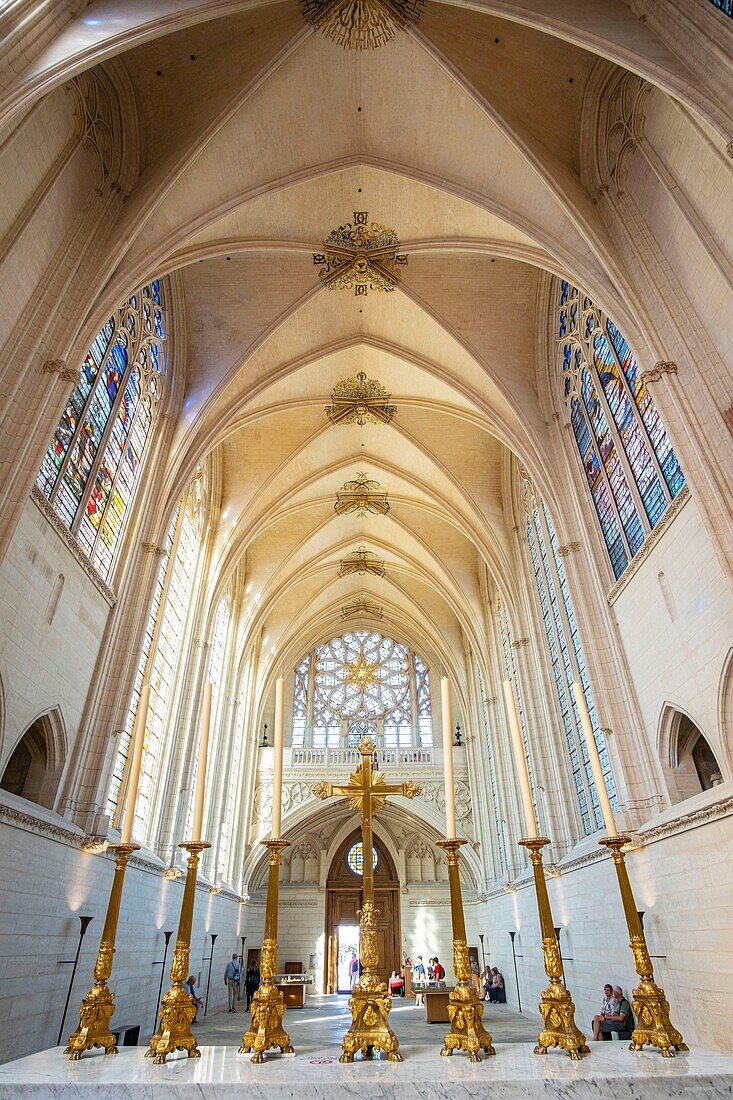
[260,724,269,747]
[238,936,247,999]
[454,723,462,747]
[152,930,174,1033]
[204,933,218,1016]
[478,933,486,974]
[508,930,522,1013]
[57,915,94,1045]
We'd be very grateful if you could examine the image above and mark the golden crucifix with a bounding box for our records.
[313,737,421,1062]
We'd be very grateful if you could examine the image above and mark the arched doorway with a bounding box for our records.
[325,829,401,994]
[659,706,724,803]
[0,710,66,810]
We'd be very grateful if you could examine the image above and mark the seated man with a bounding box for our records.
[599,986,634,1040]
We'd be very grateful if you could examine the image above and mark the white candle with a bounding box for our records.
[192,681,212,842]
[120,683,150,845]
[440,677,457,838]
[271,677,285,838]
[502,680,538,839]
[572,682,617,837]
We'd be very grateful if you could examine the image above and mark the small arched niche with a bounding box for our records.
[659,707,724,804]
[0,711,65,810]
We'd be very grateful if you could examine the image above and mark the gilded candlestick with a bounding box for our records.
[600,836,687,1057]
[239,838,294,1063]
[437,838,495,1062]
[64,843,140,1060]
[147,841,210,1064]
[519,837,589,1059]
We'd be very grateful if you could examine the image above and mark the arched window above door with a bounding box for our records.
[36,280,168,581]
[554,279,684,580]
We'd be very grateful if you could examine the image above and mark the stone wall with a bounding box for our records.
[0,500,111,782]
[0,794,242,1065]
[480,786,733,1054]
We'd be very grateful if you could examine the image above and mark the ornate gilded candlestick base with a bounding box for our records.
[437,839,494,1062]
[65,843,139,1060]
[339,901,402,1062]
[600,836,687,1057]
[519,837,589,1060]
[239,839,294,1063]
[147,841,210,1065]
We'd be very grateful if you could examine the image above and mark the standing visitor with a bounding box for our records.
[245,966,259,1011]
[349,952,360,988]
[433,956,445,981]
[224,953,241,1012]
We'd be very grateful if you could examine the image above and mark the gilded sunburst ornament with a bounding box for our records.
[314,212,407,296]
[300,0,424,50]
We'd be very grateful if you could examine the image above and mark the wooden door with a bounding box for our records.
[325,829,401,993]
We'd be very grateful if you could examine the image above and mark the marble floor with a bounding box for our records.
[2,995,733,1098]
[193,991,543,1050]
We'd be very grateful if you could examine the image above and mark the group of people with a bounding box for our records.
[591,984,634,1040]
[480,965,506,1003]
[181,954,262,1024]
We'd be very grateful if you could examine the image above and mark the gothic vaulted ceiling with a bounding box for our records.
[4,0,709,703]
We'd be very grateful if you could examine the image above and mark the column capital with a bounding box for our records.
[43,358,78,384]
[640,361,678,386]
[556,541,581,557]
[141,541,167,556]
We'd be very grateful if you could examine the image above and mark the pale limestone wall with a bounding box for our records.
[0,796,242,1065]
[482,789,733,1054]
[0,500,111,782]
[611,494,733,786]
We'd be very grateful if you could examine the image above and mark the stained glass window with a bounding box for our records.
[709,0,732,16]
[347,842,378,876]
[292,655,310,748]
[36,281,167,581]
[497,598,537,800]
[525,490,618,835]
[556,279,684,579]
[292,631,432,751]
[106,493,201,844]
[476,662,505,874]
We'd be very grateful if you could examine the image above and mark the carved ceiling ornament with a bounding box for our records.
[300,0,424,50]
[339,545,386,578]
[326,371,396,426]
[335,472,390,517]
[341,596,384,620]
[314,212,407,296]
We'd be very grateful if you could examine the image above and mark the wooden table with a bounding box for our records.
[422,987,454,1023]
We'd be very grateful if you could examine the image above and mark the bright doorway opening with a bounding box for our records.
[337,924,359,993]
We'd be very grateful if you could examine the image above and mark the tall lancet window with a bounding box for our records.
[106,474,204,844]
[555,279,684,579]
[36,281,167,580]
[292,631,432,753]
[184,592,230,841]
[496,597,538,807]
[524,484,618,836]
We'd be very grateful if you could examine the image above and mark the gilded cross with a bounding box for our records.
[312,736,421,1061]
